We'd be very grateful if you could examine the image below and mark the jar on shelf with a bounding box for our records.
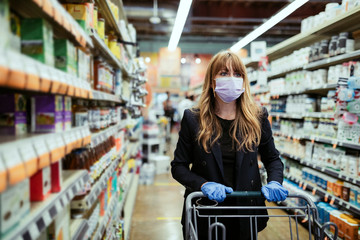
[328,35,339,57]
[89,101,101,133]
[312,42,321,62]
[319,39,329,60]
[338,32,355,55]
[72,99,89,127]
[98,18,105,40]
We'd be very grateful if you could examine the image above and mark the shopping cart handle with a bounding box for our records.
[227,191,263,198]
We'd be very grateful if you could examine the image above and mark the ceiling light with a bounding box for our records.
[230,0,308,52]
[145,57,151,63]
[181,58,186,64]
[168,0,193,51]
[149,0,161,24]
[195,58,201,64]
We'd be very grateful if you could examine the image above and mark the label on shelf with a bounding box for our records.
[18,140,38,162]
[8,51,24,72]
[0,143,26,185]
[23,56,39,76]
[47,136,59,151]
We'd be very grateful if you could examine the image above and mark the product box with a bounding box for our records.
[54,39,77,76]
[48,203,70,240]
[32,95,64,133]
[30,166,51,201]
[0,94,27,135]
[63,97,71,131]
[0,0,10,50]
[66,3,93,34]
[148,155,170,175]
[21,18,54,66]
[0,179,30,237]
[50,160,62,193]
[77,48,91,82]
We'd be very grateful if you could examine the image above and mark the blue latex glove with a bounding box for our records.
[261,181,288,202]
[201,182,233,202]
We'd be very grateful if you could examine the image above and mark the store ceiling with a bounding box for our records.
[123,0,341,48]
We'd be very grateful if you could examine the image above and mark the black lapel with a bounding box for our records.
[211,142,225,180]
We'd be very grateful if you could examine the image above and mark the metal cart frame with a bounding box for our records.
[185,191,338,240]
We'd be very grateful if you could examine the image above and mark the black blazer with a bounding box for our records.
[171,107,284,238]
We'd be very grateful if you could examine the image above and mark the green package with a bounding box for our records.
[54,39,77,76]
[21,18,54,66]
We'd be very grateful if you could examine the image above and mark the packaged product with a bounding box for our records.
[77,48,91,82]
[0,94,27,135]
[0,0,10,49]
[72,99,89,127]
[31,95,64,133]
[0,179,30,237]
[30,166,51,201]
[66,3,93,34]
[48,203,71,240]
[54,39,77,76]
[63,97,72,131]
[21,18,54,66]
[9,12,21,52]
[50,160,62,193]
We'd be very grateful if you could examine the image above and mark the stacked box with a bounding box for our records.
[0,94,27,135]
[54,39,77,76]
[63,97,72,131]
[32,95,63,133]
[65,3,93,34]
[21,18,54,66]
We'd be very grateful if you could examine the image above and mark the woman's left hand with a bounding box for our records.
[261,181,288,202]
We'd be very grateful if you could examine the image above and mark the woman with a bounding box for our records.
[171,51,288,240]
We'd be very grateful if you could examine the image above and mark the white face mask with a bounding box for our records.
[214,77,245,103]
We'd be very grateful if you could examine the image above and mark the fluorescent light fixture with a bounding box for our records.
[230,0,308,52]
[168,0,193,51]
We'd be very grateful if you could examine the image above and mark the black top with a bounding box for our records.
[216,115,236,188]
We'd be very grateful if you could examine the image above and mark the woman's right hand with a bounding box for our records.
[201,182,233,202]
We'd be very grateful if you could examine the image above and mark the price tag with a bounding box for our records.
[18,140,37,162]
[345,176,350,181]
[311,138,315,144]
[346,203,351,209]
[299,182,303,188]
[338,173,343,179]
[339,199,344,206]
[63,132,73,145]
[353,179,357,184]
[321,167,325,172]
[330,198,335,205]
[1,144,23,168]
[70,132,77,144]
[324,194,329,202]
[56,135,65,148]
[33,137,49,156]
[23,56,39,76]
[303,183,307,190]
[312,188,317,195]
[47,136,59,151]
[8,51,24,71]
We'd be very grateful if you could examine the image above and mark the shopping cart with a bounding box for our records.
[185,191,338,240]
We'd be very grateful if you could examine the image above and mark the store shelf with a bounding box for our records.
[251,86,269,95]
[0,126,90,189]
[0,49,92,98]
[124,172,139,240]
[71,219,90,240]
[90,30,122,69]
[279,150,360,186]
[274,131,360,151]
[285,174,360,216]
[270,83,337,97]
[267,5,360,60]
[270,112,334,119]
[91,90,121,103]
[93,192,119,240]
[71,158,120,210]
[10,0,93,48]
[3,170,89,240]
[245,60,258,69]
[267,66,303,80]
[91,123,124,146]
[304,49,360,70]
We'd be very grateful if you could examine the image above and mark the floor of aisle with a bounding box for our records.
[130,128,311,240]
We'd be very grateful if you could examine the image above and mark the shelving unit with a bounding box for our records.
[285,173,360,216]
[124,171,139,240]
[267,66,303,80]
[70,219,89,240]
[71,157,120,210]
[10,0,93,48]
[304,49,360,70]
[269,83,337,97]
[270,112,334,119]
[266,5,360,61]
[3,170,89,240]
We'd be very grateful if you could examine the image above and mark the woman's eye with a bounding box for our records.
[235,73,242,77]
[220,72,228,76]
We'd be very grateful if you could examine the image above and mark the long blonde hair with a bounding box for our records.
[195,51,262,153]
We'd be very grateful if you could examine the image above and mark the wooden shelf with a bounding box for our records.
[267,5,360,61]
